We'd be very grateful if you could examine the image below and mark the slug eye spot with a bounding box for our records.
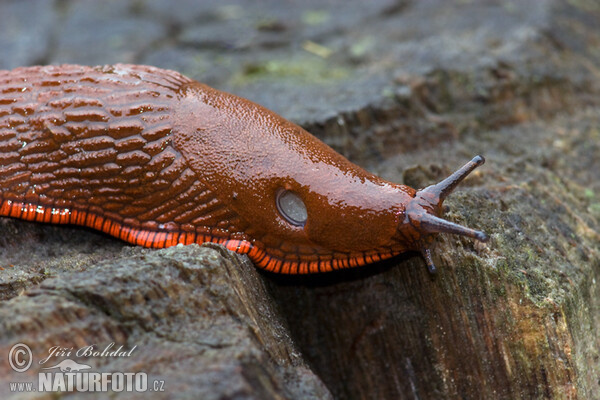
[276,189,307,227]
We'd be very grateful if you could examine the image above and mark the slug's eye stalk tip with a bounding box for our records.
[423,154,486,202]
[474,230,489,242]
[472,154,485,166]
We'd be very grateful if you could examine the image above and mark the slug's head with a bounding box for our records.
[175,85,488,273]
[401,155,489,273]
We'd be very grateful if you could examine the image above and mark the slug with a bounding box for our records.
[0,64,488,274]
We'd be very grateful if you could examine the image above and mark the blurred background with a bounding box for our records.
[2,0,577,169]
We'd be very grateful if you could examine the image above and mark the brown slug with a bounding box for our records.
[0,64,488,274]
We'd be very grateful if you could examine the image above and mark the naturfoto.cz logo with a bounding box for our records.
[7,343,165,394]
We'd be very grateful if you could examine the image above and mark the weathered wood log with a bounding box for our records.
[0,244,332,399]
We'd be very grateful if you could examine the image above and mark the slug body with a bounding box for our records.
[0,64,487,274]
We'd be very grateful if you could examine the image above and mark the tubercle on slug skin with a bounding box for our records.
[0,64,488,274]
